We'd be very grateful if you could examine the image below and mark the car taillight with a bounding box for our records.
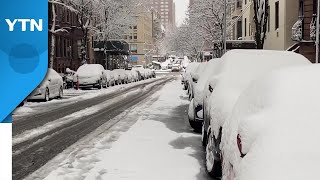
[237,134,246,158]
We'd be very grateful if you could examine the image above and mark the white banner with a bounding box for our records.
[0,124,12,180]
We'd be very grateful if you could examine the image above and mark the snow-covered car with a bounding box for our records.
[221,64,320,180]
[171,64,181,72]
[205,50,311,178]
[28,68,64,101]
[113,70,121,85]
[74,64,106,89]
[131,70,139,82]
[188,59,221,132]
[125,70,134,83]
[114,69,128,84]
[133,67,146,80]
[103,70,116,87]
[188,62,207,100]
[183,62,199,90]
[151,69,156,78]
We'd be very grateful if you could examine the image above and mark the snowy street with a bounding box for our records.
[13,74,213,180]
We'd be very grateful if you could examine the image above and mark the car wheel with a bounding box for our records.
[206,130,222,178]
[202,123,207,147]
[44,88,50,102]
[98,80,102,89]
[58,86,63,98]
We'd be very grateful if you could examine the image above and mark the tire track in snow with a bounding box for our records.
[12,77,173,180]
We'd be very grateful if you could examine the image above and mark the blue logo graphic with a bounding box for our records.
[0,0,48,122]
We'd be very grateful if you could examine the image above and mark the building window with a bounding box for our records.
[130,44,137,53]
[245,18,247,36]
[237,20,242,39]
[275,1,279,29]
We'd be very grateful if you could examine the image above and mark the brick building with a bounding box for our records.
[49,2,84,73]
[148,0,176,31]
[292,0,318,63]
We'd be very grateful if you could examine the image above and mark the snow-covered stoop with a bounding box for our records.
[28,80,209,180]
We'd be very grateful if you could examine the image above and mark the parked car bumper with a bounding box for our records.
[28,88,45,100]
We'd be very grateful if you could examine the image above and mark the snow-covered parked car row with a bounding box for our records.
[182,49,320,180]
[26,64,156,103]
[72,64,156,90]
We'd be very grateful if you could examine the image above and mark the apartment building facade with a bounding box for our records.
[125,7,154,66]
[148,0,176,31]
[241,0,299,51]
[231,0,243,40]
[242,0,255,40]
[292,0,318,62]
[264,0,299,50]
[49,2,84,73]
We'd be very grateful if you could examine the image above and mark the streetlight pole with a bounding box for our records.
[223,0,227,54]
[316,0,320,63]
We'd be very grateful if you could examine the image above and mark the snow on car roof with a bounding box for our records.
[76,64,104,76]
[223,64,320,180]
[209,49,311,138]
[193,59,221,106]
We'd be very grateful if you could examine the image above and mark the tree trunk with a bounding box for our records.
[50,34,55,68]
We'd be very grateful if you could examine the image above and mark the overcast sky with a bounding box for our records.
[174,0,189,26]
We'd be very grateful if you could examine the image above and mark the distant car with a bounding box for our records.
[171,64,181,72]
[151,69,156,78]
[28,68,64,101]
[125,70,134,83]
[221,65,320,180]
[188,62,207,100]
[204,50,311,178]
[183,62,200,91]
[133,67,146,80]
[114,69,128,84]
[74,64,106,89]
[127,64,133,70]
[103,70,116,87]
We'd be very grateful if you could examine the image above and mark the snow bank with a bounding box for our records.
[209,50,310,138]
[221,64,320,180]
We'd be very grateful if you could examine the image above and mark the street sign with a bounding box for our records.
[129,56,138,61]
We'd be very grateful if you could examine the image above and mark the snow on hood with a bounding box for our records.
[76,64,104,77]
[184,62,200,82]
[39,68,62,88]
[221,64,320,180]
[193,59,221,106]
[209,49,311,138]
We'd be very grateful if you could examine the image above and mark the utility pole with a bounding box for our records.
[316,0,320,63]
[223,0,227,54]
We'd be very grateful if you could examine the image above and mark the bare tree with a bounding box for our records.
[253,0,269,49]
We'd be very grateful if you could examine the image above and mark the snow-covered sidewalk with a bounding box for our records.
[33,79,209,180]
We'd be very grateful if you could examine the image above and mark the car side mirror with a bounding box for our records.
[209,85,214,93]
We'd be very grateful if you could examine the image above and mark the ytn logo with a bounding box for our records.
[5,19,43,32]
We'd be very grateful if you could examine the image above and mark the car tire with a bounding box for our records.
[206,130,222,178]
[58,86,63,98]
[44,88,50,102]
[189,119,202,133]
[98,80,102,89]
[202,123,207,147]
